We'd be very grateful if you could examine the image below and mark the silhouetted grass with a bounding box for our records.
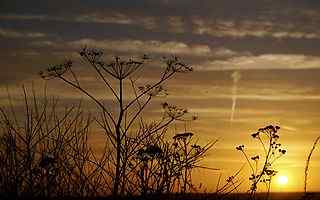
[303,136,320,199]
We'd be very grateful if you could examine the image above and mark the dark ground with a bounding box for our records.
[2,192,320,200]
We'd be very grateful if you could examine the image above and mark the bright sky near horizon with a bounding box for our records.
[1,0,320,192]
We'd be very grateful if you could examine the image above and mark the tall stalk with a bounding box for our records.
[304,136,320,194]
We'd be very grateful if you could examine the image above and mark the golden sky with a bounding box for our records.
[1,0,320,193]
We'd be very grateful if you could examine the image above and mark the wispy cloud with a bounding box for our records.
[168,84,320,101]
[3,13,319,41]
[0,28,46,38]
[281,125,298,132]
[0,13,157,30]
[191,18,320,39]
[73,13,157,30]
[167,16,185,33]
[34,37,249,59]
[32,38,251,59]
[189,107,284,115]
[69,39,212,56]
[174,93,320,101]
[198,54,320,70]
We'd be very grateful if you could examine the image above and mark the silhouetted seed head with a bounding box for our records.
[32,168,41,175]
[110,58,144,79]
[264,125,278,133]
[265,169,277,176]
[192,115,198,121]
[249,174,256,180]
[146,145,162,155]
[251,132,259,138]
[266,125,273,129]
[265,170,272,176]
[137,149,149,161]
[137,144,163,161]
[39,154,55,168]
[226,176,234,182]
[142,54,150,60]
[191,144,201,149]
[165,56,193,73]
[80,48,146,79]
[236,145,245,151]
[250,185,257,191]
[162,102,188,119]
[173,132,194,140]
[138,85,168,97]
[79,47,103,61]
[251,155,259,161]
[172,142,178,148]
[40,60,73,79]
[161,102,169,108]
[191,144,203,154]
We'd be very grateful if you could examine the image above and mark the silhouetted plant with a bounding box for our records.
[132,120,217,196]
[40,48,194,196]
[215,165,246,199]
[236,125,286,200]
[0,87,100,198]
[171,129,217,194]
[303,136,320,200]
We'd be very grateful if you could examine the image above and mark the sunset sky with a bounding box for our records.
[1,0,320,192]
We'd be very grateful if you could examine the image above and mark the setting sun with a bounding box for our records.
[278,175,289,185]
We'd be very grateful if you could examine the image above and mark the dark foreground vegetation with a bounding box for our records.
[0,48,318,200]
[1,192,320,200]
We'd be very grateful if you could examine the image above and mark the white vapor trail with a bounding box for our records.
[230,71,241,122]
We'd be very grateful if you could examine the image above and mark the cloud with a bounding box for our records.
[68,38,213,56]
[67,39,254,60]
[191,18,320,39]
[281,125,298,132]
[167,16,185,33]
[3,12,320,41]
[0,28,46,38]
[189,107,283,115]
[167,83,320,102]
[34,37,248,60]
[213,94,320,101]
[73,13,157,30]
[198,54,320,71]
[0,13,158,31]
[170,92,320,101]
[213,48,246,58]
[31,40,57,47]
